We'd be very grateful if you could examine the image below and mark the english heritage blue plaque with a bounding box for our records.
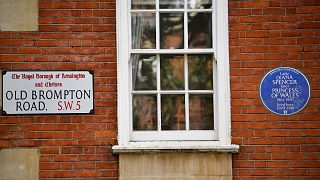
[260,67,310,115]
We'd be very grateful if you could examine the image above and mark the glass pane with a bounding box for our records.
[161,95,185,130]
[132,12,156,49]
[188,55,213,90]
[189,94,214,130]
[159,0,184,9]
[133,95,157,131]
[161,55,184,90]
[160,13,184,49]
[188,0,212,9]
[132,54,157,90]
[188,13,212,48]
[132,0,156,9]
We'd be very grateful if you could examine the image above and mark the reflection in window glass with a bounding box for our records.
[160,13,184,49]
[161,55,184,90]
[188,13,212,48]
[161,95,185,130]
[132,0,156,9]
[132,12,156,49]
[189,94,214,130]
[130,0,216,135]
[132,54,157,90]
[188,55,213,90]
[159,0,184,9]
[187,0,212,9]
[133,95,157,130]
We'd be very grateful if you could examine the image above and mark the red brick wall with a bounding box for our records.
[1,0,319,179]
[0,0,118,179]
[229,0,320,179]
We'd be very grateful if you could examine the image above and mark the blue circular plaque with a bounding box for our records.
[260,67,310,115]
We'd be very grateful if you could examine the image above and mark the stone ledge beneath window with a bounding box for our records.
[112,144,239,154]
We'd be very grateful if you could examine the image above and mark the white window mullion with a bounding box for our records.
[184,54,190,131]
[131,91,158,94]
[156,0,160,131]
[213,59,218,136]
[131,9,157,13]
[186,9,213,13]
[212,0,217,59]
[131,49,215,54]
[184,0,188,50]
[156,0,160,50]
[159,9,185,13]
[156,54,161,131]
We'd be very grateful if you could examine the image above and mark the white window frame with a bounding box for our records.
[113,0,239,152]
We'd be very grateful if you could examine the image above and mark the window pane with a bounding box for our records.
[132,0,156,9]
[161,55,184,90]
[188,0,212,9]
[160,13,184,49]
[189,94,214,130]
[132,54,157,90]
[161,95,185,130]
[132,12,156,49]
[188,55,213,90]
[188,13,212,48]
[159,0,184,9]
[133,95,157,131]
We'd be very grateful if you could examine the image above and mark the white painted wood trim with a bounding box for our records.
[116,0,130,146]
[113,144,239,153]
[216,0,231,145]
[115,0,234,149]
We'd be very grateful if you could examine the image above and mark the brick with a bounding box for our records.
[0,40,21,46]
[0,140,11,148]
[246,31,269,38]
[61,147,83,154]
[229,9,251,16]
[20,124,54,131]
[93,10,116,17]
[94,40,115,47]
[251,169,274,176]
[249,153,272,160]
[274,169,308,176]
[254,161,267,168]
[75,18,99,24]
[78,155,101,161]
[239,16,280,23]
[12,140,42,147]
[40,163,60,170]
[17,48,41,54]
[73,162,95,169]
[308,170,320,176]
[40,147,60,154]
[85,170,105,177]
[54,155,79,162]
[302,161,320,168]
[0,132,23,139]
[263,8,285,15]
[76,2,99,9]
[35,40,68,47]
[53,2,76,9]
[78,140,101,146]
[100,3,116,9]
[40,10,71,17]
[55,124,78,131]
[267,161,290,168]
[53,18,75,24]
[241,1,269,8]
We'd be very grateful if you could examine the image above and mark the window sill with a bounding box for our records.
[112,143,239,154]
